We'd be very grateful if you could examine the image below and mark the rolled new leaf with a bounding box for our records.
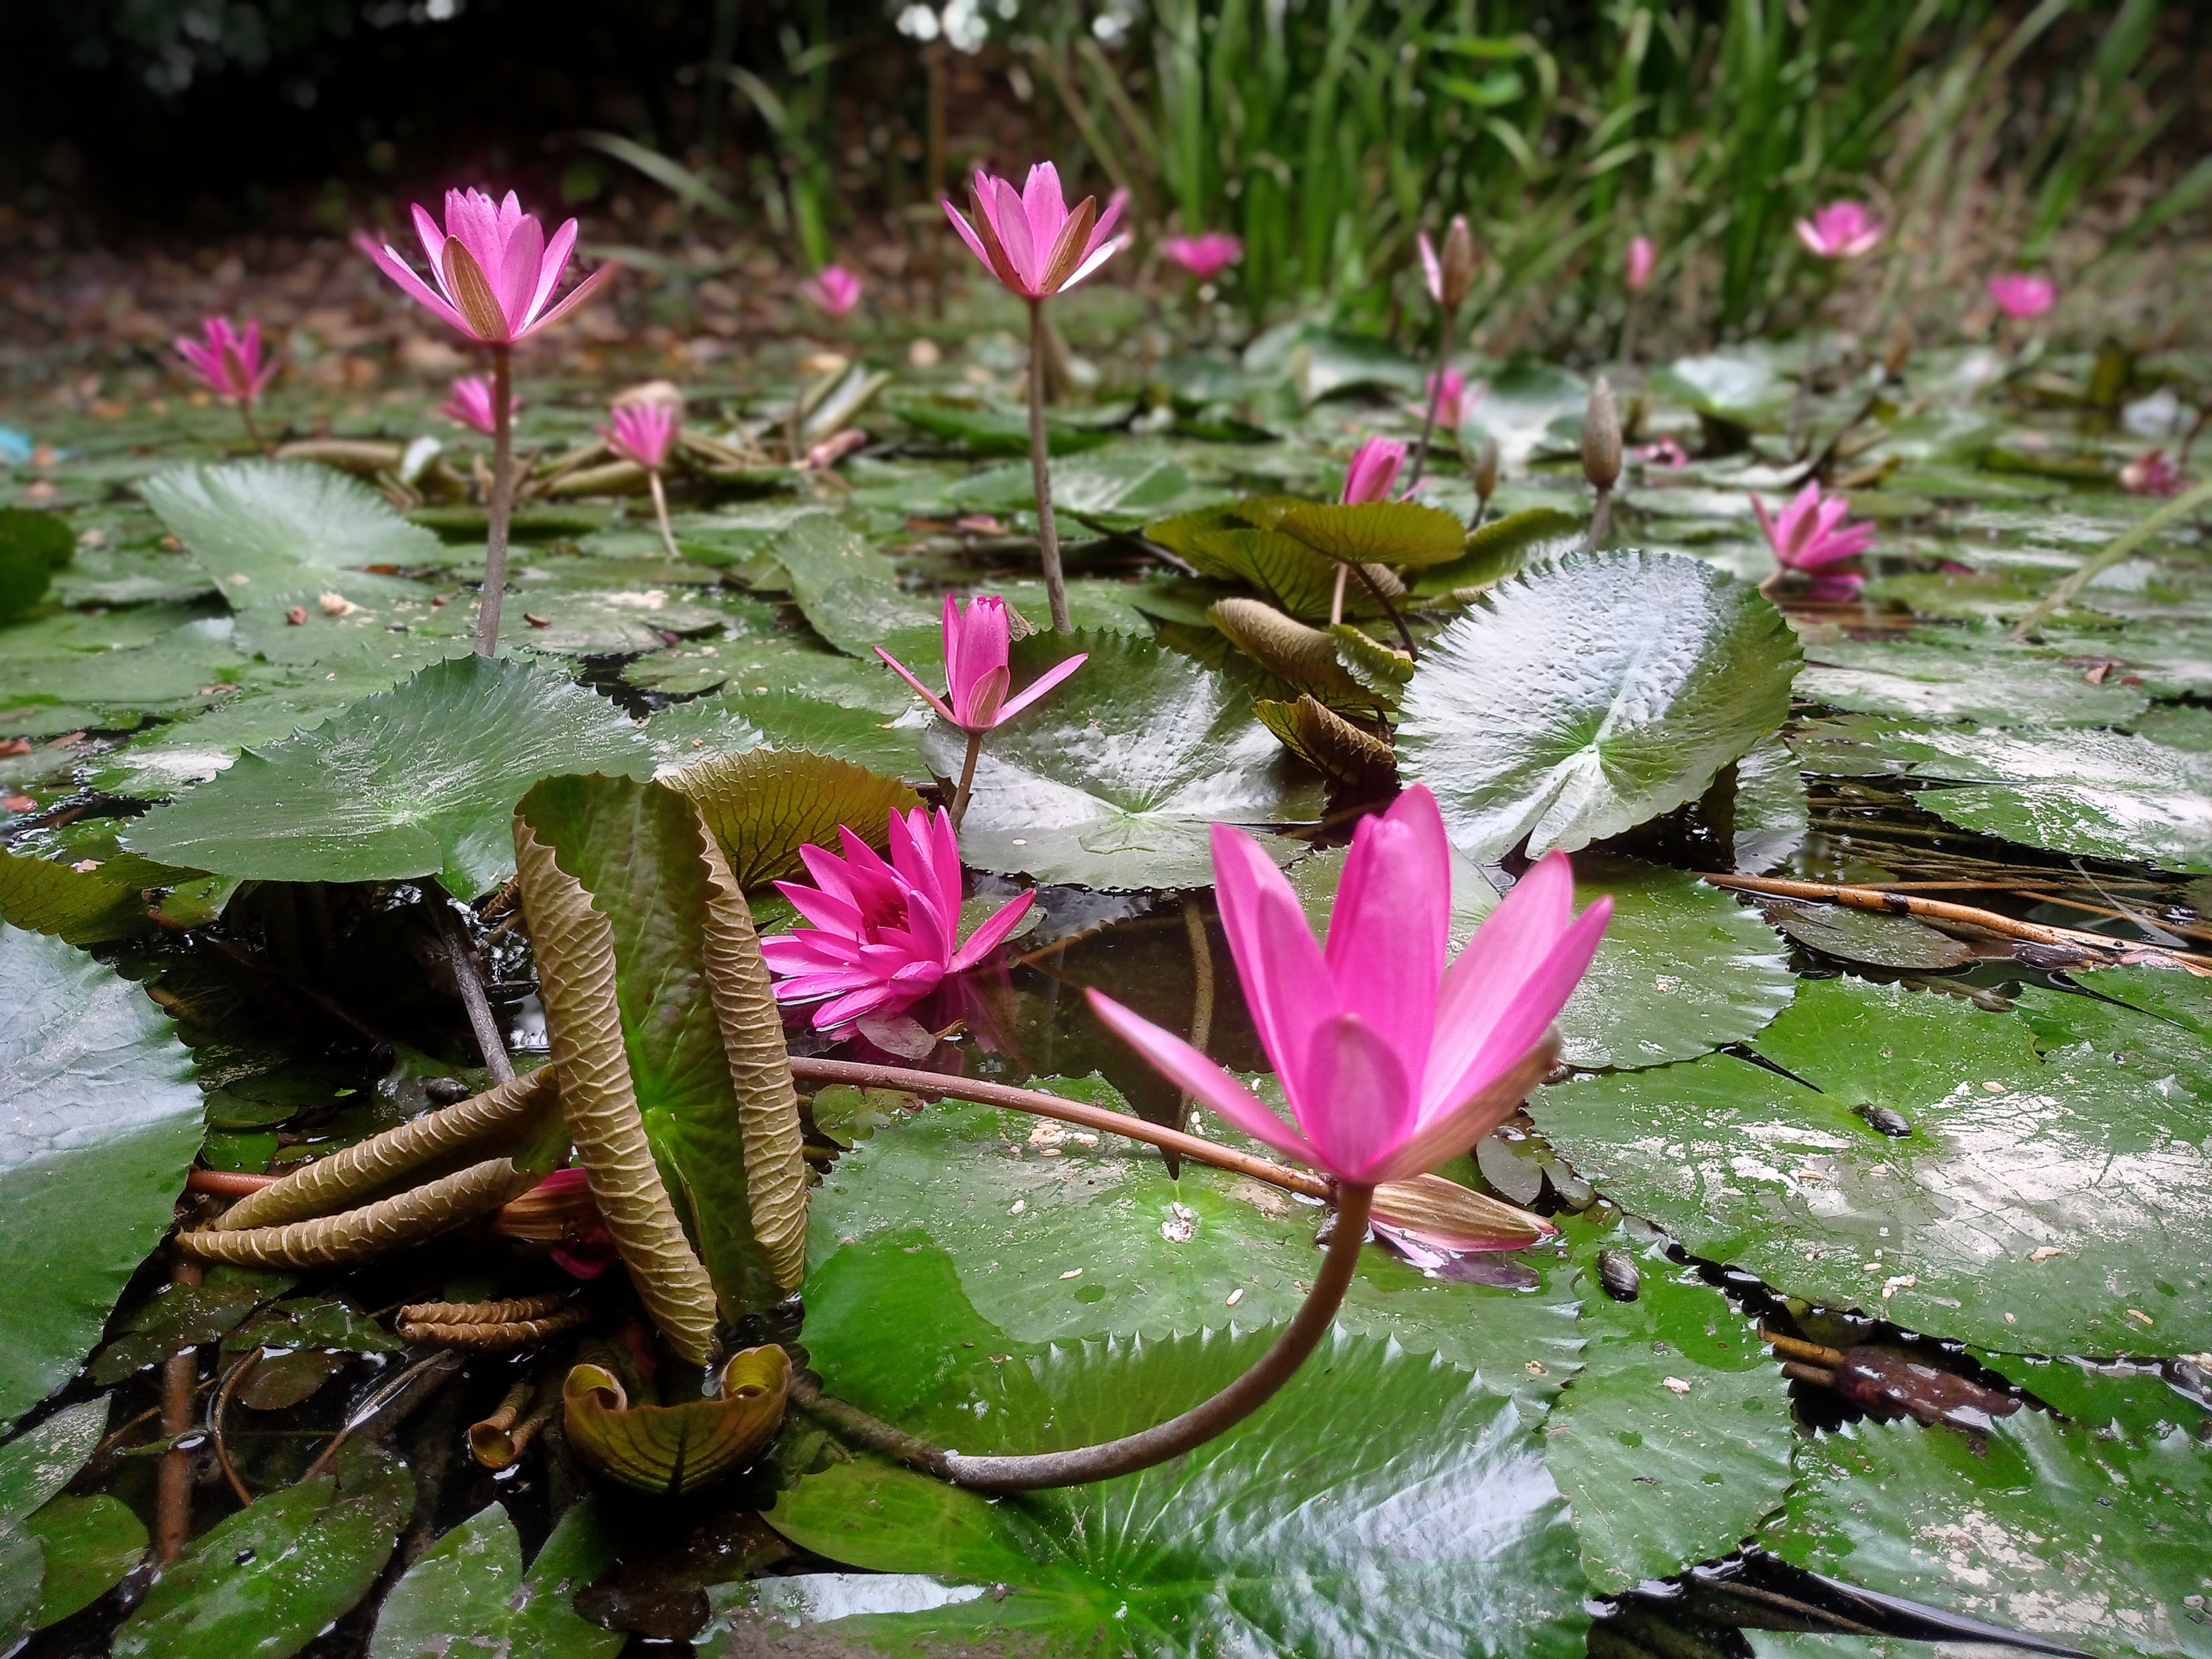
[694,821,810,1292]
[1210,597,1381,710]
[514,797,720,1365]
[563,1345,790,1495]
[176,1156,537,1267]
[1253,696,1398,788]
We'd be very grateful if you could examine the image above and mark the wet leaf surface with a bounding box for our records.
[368,1498,623,1659]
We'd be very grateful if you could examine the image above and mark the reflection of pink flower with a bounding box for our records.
[1793,200,1883,260]
[943,163,1125,300]
[439,374,517,435]
[358,188,613,344]
[1753,483,1876,595]
[1986,273,2056,320]
[804,264,865,318]
[1089,786,1609,1186]
[763,806,1037,1030]
[1161,232,1243,282]
[1342,436,1406,504]
[600,400,678,470]
[1625,235,1657,292]
[1636,438,1688,469]
[175,318,277,404]
[2121,449,2183,497]
[876,593,1087,735]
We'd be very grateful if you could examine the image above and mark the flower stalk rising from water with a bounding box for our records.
[175,317,277,451]
[944,163,1125,633]
[359,188,615,656]
[876,593,1087,828]
[600,395,683,561]
[1409,214,1476,489]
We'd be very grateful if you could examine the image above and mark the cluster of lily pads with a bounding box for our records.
[0,161,2207,1659]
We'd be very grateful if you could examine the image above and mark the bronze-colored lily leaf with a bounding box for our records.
[1371,1172,1556,1249]
[666,747,920,892]
[1253,696,1398,789]
[563,1345,790,1495]
[1211,598,1383,711]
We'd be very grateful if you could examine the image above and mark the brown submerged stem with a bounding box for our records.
[434,897,515,1087]
[950,729,983,830]
[155,1257,203,1563]
[475,343,514,656]
[795,1183,1375,1491]
[1026,298,1070,631]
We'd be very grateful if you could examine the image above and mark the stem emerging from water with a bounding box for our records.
[475,344,515,657]
[794,1183,1375,1490]
[647,469,682,561]
[1027,298,1070,631]
[239,400,266,456]
[1406,306,1454,490]
[950,727,983,830]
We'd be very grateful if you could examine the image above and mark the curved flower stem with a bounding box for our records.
[646,469,682,561]
[475,343,515,657]
[949,729,984,830]
[238,401,267,456]
[794,1183,1374,1491]
[1351,562,1418,658]
[1328,564,1347,626]
[787,1055,1333,1199]
[1406,306,1454,490]
[1027,298,1070,632]
[1585,485,1613,552]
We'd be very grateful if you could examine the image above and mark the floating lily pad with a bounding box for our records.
[665,746,921,888]
[1651,352,1792,426]
[887,396,1121,457]
[20,1495,145,1630]
[367,1499,622,1659]
[1267,497,1471,568]
[1543,1221,1794,1593]
[0,849,149,946]
[1531,976,2212,1357]
[139,461,437,615]
[1144,511,1394,621]
[1465,361,1588,471]
[0,928,200,1430]
[1399,550,1800,861]
[765,513,938,660]
[1725,733,1812,873]
[946,450,1206,531]
[928,630,1320,891]
[125,654,654,898]
[1758,901,1978,969]
[1769,1403,2212,1659]
[0,508,72,622]
[0,1399,113,1639]
[1796,633,2151,727]
[806,1096,1583,1406]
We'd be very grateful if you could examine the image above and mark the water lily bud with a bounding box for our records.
[1469,433,1500,502]
[1437,215,1477,312]
[1581,377,1622,493]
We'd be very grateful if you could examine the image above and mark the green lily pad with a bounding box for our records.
[1267,498,1472,568]
[1531,976,2212,1357]
[945,450,1205,530]
[1465,361,1589,471]
[21,1495,146,1629]
[0,928,200,1430]
[765,513,938,660]
[1543,1221,1794,1593]
[1651,352,1792,426]
[0,614,252,737]
[1410,506,1585,597]
[887,396,1121,457]
[928,630,1320,891]
[1769,1403,2212,1659]
[1143,511,1394,622]
[0,508,73,622]
[111,1442,415,1659]
[1727,733,1812,872]
[1399,550,1800,861]
[139,461,438,615]
[643,691,930,781]
[124,654,654,898]
[1796,633,2152,727]
[1758,900,1978,969]
[806,1095,1583,1408]
[0,849,149,946]
[0,1399,112,1639]
[367,1499,622,1659]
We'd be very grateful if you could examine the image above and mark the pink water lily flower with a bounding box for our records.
[1636,437,1688,470]
[1161,232,1243,282]
[876,593,1087,735]
[1090,786,1609,1187]
[1753,483,1876,596]
[1410,369,1474,432]
[1794,200,1884,260]
[763,806,1036,1029]
[601,400,678,471]
[2121,449,2183,497]
[1343,436,1407,504]
[175,317,277,404]
[440,374,516,435]
[359,187,613,345]
[1987,273,2056,320]
[1625,235,1657,292]
[944,163,1126,300]
[805,264,865,318]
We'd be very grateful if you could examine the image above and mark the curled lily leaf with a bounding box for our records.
[562,1345,790,1495]
[1253,696,1397,789]
[1211,598,1381,710]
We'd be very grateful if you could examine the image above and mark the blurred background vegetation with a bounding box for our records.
[1,0,2207,355]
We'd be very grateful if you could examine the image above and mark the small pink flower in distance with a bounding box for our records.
[1342,436,1407,504]
[805,264,865,318]
[876,593,1087,735]
[1752,483,1876,591]
[1161,232,1243,282]
[1987,273,2056,320]
[1625,235,1658,292]
[944,162,1125,300]
[1418,368,1475,432]
[601,399,678,471]
[1089,785,1610,1187]
[175,318,277,404]
[1794,200,1884,260]
[2121,449,2183,497]
[358,187,613,345]
[439,374,517,435]
[1636,438,1688,469]
[763,805,1038,1030]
